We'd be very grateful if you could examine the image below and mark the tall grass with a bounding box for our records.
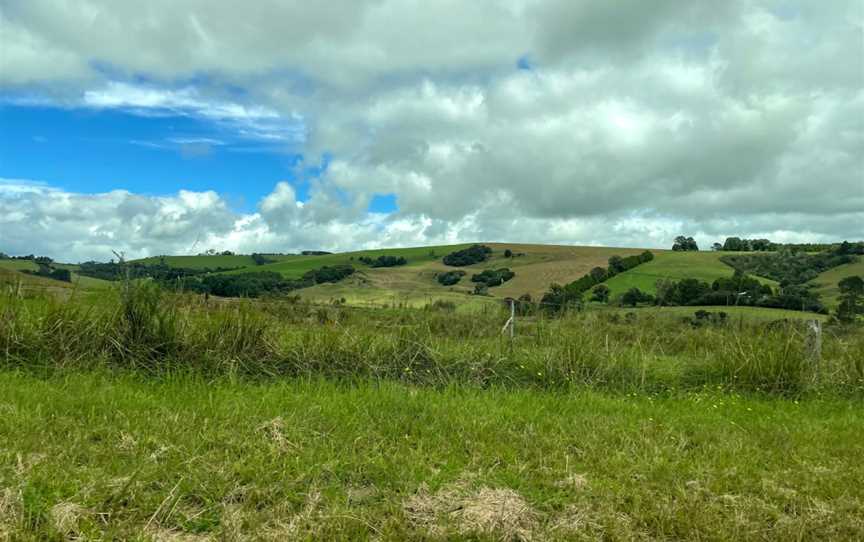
[1,283,862,395]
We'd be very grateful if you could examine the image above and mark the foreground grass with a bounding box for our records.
[1,372,862,540]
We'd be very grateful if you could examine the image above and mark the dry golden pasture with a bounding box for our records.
[298,243,647,307]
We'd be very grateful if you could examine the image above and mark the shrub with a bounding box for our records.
[358,255,407,268]
[443,245,492,266]
[470,268,515,287]
[437,270,466,286]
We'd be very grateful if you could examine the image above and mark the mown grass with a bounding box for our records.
[1,372,862,540]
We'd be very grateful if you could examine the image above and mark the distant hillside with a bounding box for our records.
[603,251,776,297]
[0,259,112,291]
[808,259,864,308]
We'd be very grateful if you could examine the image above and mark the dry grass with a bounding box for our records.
[404,480,538,540]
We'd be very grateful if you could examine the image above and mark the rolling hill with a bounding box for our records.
[603,251,776,297]
[808,259,864,308]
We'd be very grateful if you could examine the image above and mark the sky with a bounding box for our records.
[0,0,862,262]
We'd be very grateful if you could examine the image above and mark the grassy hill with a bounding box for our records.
[808,259,864,308]
[264,243,647,307]
[604,251,777,297]
[0,260,112,292]
[134,254,293,269]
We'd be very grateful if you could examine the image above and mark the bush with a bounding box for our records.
[470,268,515,287]
[443,245,492,266]
[358,255,407,268]
[437,270,466,286]
[621,287,653,307]
[303,264,355,284]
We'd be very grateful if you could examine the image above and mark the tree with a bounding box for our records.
[589,267,607,282]
[712,243,723,251]
[621,287,652,307]
[672,236,699,251]
[591,284,610,303]
[836,275,864,323]
[607,256,625,274]
[504,248,513,258]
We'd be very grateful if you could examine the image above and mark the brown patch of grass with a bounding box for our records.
[0,488,22,538]
[50,502,88,536]
[404,482,538,540]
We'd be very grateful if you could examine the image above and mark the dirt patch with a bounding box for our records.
[404,482,537,540]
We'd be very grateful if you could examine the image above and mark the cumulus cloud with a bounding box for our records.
[1,0,862,259]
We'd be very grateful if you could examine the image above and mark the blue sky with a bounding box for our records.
[0,104,398,214]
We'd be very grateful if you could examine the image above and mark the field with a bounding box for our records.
[2,268,863,539]
[0,260,111,293]
[604,251,776,297]
[244,243,647,306]
[809,259,864,308]
[1,373,862,541]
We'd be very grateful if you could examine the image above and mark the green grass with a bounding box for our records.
[605,251,777,297]
[603,304,829,322]
[232,244,471,279]
[809,259,864,308]
[1,372,862,541]
[0,260,38,272]
[0,260,113,292]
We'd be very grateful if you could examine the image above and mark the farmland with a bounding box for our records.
[1,243,862,539]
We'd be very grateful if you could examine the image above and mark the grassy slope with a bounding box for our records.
[1,372,861,541]
[134,254,282,269]
[808,259,864,308]
[605,305,829,322]
[0,260,111,292]
[604,251,777,297]
[271,243,646,307]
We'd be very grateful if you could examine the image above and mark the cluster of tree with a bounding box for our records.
[672,236,699,251]
[715,237,776,252]
[301,250,332,256]
[251,253,277,266]
[358,255,407,268]
[711,239,864,254]
[621,287,655,307]
[303,264,355,284]
[168,265,355,298]
[173,272,300,298]
[835,276,864,323]
[0,254,42,260]
[198,249,236,256]
[21,256,72,283]
[442,244,492,266]
[436,270,466,286]
[650,271,826,313]
[721,247,858,285]
[470,268,515,287]
[76,262,233,281]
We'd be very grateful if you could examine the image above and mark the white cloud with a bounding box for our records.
[1,1,862,258]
